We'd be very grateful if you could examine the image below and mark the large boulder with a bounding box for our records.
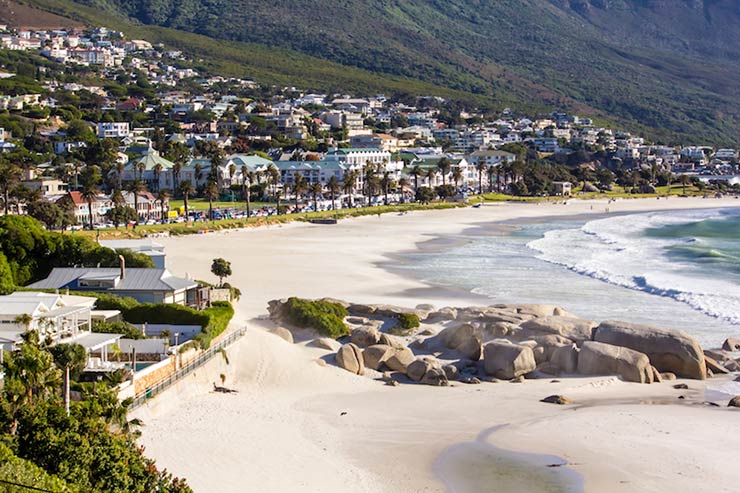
[425,307,458,323]
[551,344,579,374]
[483,341,537,379]
[594,321,706,379]
[378,333,406,349]
[385,347,415,373]
[363,344,394,370]
[514,304,566,318]
[722,338,740,352]
[531,335,573,359]
[421,367,449,386]
[439,324,482,360]
[407,357,441,381]
[335,343,364,375]
[308,337,342,352]
[351,326,381,348]
[270,327,294,344]
[577,341,653,384]
[519,316,596,343]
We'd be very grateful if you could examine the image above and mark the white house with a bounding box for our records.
[97,122,130,139]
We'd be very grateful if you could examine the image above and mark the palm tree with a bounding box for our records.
[228,163,237,189]
[292,172,308,212]
[126,179,145,224]
[486,165,496,193]
[136,161,146,181]
[4,330,61,413]
[363,163,377,206]
[152,163,163,191]
[409,164,423,191]
[80,185,98,230]
[380,171,392,205]
[426,168,437,188]
[327,175,340,210]
[0,158,22,215]
[343,170,356,207]
[204,181,220,221]
[437,157,451,186]
[194,163,203,185]
[309,182,322,212]
[241,165,252,218]
[452,167,463,192]
[267,164,280,211]
[157,189,170,224]
[679,174,691,195]
[179,180,195,220]
[398,177,409,203]
[14,313,33,332]
[173,161,183,192]
[115,161,125,189]
[476,162,487,194]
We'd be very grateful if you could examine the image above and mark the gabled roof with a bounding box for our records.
[227,154,274,168]
[26,268,196,292]
[127,149,175,171]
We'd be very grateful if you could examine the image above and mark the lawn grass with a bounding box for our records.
[75,201,467,240]
[169,199,274,211]
[475,184,707,203]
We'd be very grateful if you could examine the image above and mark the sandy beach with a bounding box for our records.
[134,196,740,492]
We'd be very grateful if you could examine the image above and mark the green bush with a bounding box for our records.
[397,313,420,331]
[283,297,349,339]
[91,321,144,340]
[194,301,235,348]
[124,304,210,327]
[88,293,140,312]
[0,443,75,493]
[79,293,234,348]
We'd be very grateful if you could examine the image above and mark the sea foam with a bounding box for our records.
[527,209,740,326]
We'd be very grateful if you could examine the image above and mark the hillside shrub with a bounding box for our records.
[283,297,349,339]
[91,321,144,340]
[397,313,420,331]
[0,215,153,287]
[194,301,235,348]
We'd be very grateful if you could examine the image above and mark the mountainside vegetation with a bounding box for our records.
[19,0,740,145]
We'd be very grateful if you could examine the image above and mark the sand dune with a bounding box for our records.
[135,197,740,492]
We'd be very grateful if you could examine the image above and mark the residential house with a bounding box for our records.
[467,150,516,168]
[97,122,130,139]
[122,190,167,222]
[26,266,208,308]
[0,293,126,373]
[63,191,113,227]
[118,148,175,191]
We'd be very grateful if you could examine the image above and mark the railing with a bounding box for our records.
[129,328,246,409]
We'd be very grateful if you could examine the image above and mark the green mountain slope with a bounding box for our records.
[21,0,740,145]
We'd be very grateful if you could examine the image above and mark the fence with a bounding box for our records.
[130,328,246,409]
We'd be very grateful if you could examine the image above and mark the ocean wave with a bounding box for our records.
[527,209,740,326]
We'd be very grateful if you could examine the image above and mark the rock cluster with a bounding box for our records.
[269,299,735,387]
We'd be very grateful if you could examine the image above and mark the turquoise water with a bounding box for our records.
[646,213,740,279]
[395,207,740,348]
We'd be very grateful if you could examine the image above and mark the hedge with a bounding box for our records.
[193,301,234,348]
[283,297,349,339]
[79,293,234,348]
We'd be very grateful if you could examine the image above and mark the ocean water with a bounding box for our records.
[395,207,740,349]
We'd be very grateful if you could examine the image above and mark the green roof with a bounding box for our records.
[127,149,175,171]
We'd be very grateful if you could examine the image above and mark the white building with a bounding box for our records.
[97,122,130,139]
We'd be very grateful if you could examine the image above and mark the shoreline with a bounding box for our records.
[135,197,740,493]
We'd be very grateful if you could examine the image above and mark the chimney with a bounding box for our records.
[119,255,126,280]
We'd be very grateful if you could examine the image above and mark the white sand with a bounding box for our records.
[135,197,740,492]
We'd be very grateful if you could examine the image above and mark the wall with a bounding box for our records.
[133,324,202,343]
